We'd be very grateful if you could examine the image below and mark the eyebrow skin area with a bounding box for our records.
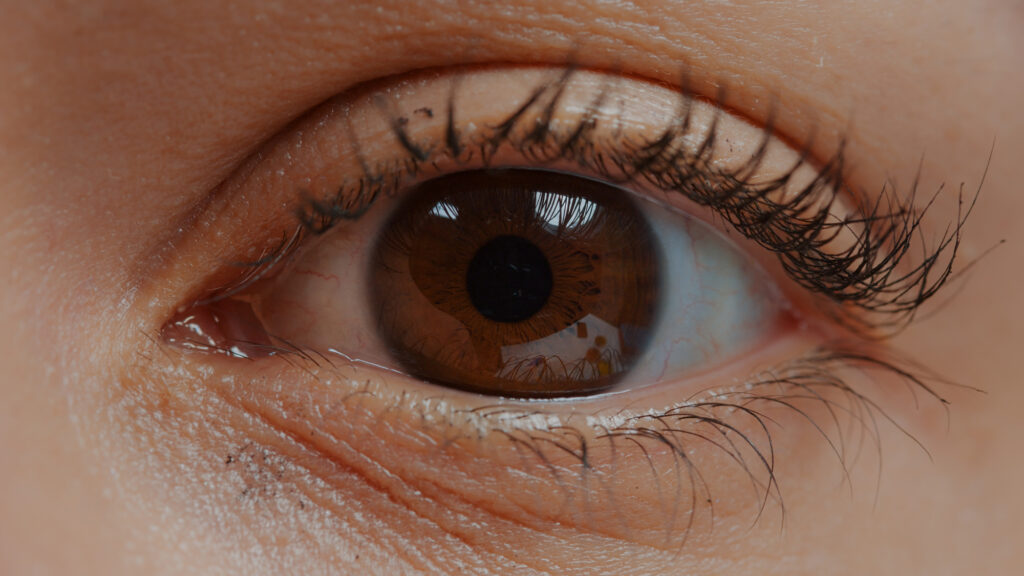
[0,1,1021,575]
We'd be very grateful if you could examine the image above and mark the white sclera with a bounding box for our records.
[627,202,781,385]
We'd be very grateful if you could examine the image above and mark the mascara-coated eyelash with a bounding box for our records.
[280,66,975,336]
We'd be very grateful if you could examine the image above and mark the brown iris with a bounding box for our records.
[370,169,661,397]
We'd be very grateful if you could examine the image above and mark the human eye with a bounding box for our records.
[148,66,971,563]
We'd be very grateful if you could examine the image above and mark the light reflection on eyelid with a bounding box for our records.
[291,67,830,226]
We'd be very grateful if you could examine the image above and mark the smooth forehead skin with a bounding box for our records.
[0,1,1021,574]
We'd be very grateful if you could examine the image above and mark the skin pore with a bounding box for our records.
[0,1,1021,574]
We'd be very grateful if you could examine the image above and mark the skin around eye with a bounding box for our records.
[148,61,909,545]
[150,65,939,559]
[2,0,1020,574]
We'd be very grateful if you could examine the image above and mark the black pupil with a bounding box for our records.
[466,235,553,323]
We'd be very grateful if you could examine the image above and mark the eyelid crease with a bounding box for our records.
[226,65,974,337]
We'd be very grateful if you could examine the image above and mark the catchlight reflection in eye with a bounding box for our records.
[233,168,784,398]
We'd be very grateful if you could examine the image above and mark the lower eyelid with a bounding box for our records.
[175,355,768,547]
[149,320,939,554]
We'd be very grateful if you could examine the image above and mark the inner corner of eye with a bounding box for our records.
[162,166,791,400]
[162,297,274,360]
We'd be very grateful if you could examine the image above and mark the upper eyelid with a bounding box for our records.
[266,66,969,336]
[137,64,969,340]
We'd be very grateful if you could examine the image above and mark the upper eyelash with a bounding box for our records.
[289,67,980,336]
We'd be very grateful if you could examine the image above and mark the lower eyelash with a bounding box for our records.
[467,345,958,543]
[289,67,981,337]
[177,336,957,548]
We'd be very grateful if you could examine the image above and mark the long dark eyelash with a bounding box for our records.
[293,68,981,336]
